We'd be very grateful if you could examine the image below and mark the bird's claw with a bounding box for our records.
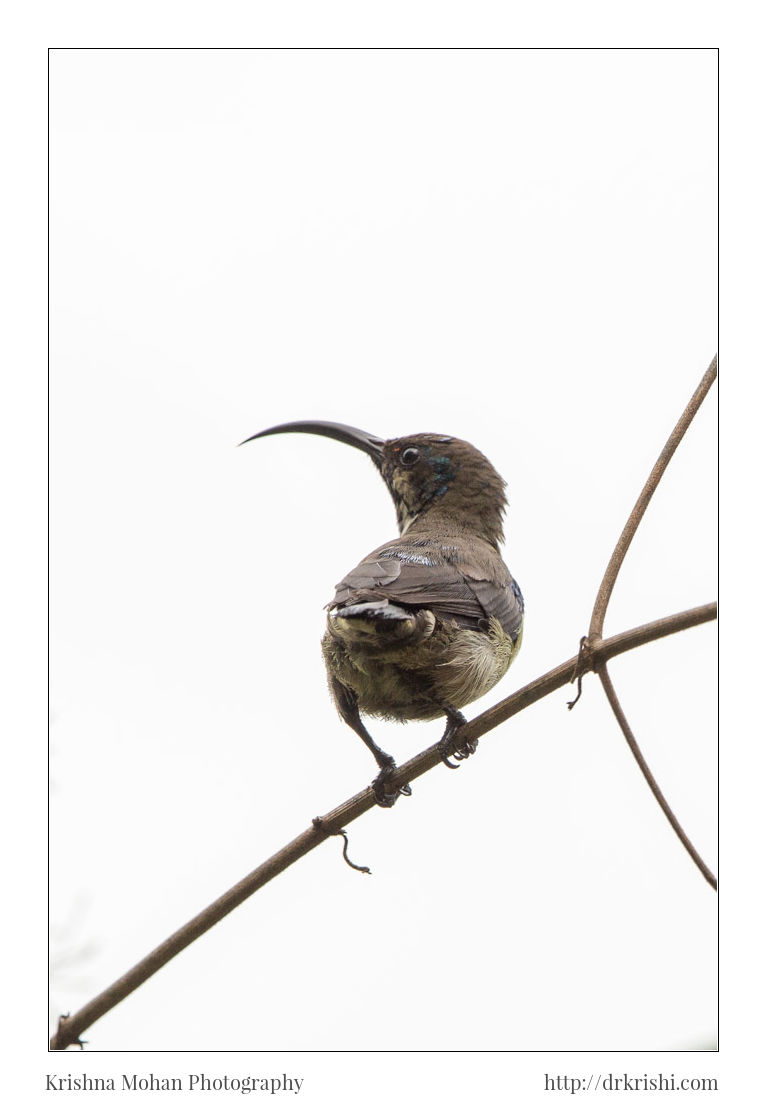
[439,742,477,768]
[438,711,476,768]
[452,737,478,760]
[371,764,412,808]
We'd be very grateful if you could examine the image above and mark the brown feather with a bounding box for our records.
[329,536,523,641]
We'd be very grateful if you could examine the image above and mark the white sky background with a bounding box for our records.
[49,48,717,1053]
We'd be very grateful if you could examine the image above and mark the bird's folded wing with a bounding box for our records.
[462,573,524,641]
[329,552,523,640]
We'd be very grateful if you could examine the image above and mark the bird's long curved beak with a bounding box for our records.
[239,421,385,466]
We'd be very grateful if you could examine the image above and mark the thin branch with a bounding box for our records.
[589,354,717,641]
[581,356,718,892]
[459,603,716,748]
[596,663,717,890]
[50,601,715,1051]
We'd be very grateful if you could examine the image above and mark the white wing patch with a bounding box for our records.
[378,548,436,566]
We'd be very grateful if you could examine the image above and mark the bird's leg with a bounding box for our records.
[435,703,477,768]
[330,678,411,807]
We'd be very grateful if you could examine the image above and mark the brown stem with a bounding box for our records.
[459,602,716,747]
[589,354,717,641]
[596,662,717,890]
[581,357,718,896]
[50,601,715,1051]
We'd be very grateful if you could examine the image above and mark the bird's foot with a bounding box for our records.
[438,710,476,768]
[371,761,412,808]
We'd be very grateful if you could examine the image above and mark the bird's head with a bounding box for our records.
[241,421,507,546]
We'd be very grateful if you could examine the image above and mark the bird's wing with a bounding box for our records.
[461,569,524,641]
[329,544,523,640]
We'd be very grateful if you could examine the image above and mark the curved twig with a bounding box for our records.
[312,817,371,874]
[589,355,717,641]
[50,601,715,1051]
[597,664,717,889]
[582,356,718,891]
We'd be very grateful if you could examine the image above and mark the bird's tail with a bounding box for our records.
[328,600,436,647]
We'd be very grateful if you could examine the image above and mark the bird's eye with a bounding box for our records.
[401,447,420,467]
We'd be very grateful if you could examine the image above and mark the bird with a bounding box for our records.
[241,421,524,805]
